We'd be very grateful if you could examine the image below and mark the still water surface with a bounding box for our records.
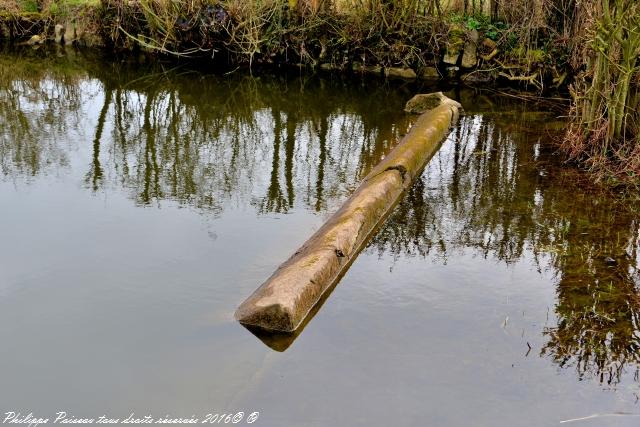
[1,48,639,426]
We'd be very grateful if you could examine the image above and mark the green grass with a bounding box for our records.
[47,0,99,15]
[0,0,99,15]
[19,0,38,12]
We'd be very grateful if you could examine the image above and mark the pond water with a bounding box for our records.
[1,47,639,427]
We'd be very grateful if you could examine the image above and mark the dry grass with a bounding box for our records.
[0,0,26,14]
[102,0,446,67]
[560,0,640,188]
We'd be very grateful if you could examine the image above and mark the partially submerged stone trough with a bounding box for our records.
[236,93,462,332]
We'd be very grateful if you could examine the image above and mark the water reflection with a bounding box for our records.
[0,46,412,214]
[2,47,640,389]
[0,54,81,179]
[373,104,640,386]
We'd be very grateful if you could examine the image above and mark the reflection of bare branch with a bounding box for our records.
[85,88,112,192]
[314,116,328,212]
[261,109,287,214]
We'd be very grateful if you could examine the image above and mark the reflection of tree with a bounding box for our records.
[139,90,161,204]
[0,49,82,179]
[86,88,111,191]
[314,116,328,212]
[540,194,640,386]
[0,47,412,216]
[261,109,288,213]
[372,97,640,386]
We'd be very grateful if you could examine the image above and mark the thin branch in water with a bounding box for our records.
[560,412,640,423]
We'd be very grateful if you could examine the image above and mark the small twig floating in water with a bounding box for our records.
[559,413,640,423]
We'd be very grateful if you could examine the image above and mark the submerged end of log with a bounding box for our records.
[235,94,462,333]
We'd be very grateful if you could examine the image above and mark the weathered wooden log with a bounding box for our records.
[235,93,462,332]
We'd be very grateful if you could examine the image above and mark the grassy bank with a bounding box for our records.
[99,0,576,92]
[1,0,574,91]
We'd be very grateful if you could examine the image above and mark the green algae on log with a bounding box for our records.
[235,93,462,332]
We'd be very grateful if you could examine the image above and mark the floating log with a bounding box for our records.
[235,93,462,332]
